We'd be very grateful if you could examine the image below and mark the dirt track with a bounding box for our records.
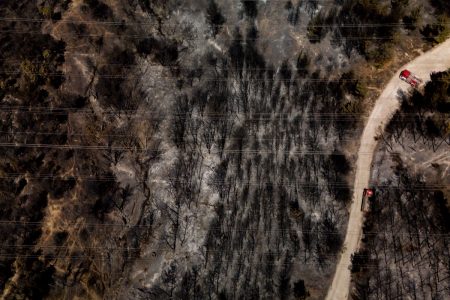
[326,39,450,300]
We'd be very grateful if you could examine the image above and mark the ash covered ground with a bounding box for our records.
[0,0,449,299]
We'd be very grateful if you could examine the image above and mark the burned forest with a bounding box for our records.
[1,0,449,299]
[351,66,450,300]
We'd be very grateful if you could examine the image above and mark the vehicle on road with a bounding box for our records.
[361,188,374,211]
[399,69,423,88]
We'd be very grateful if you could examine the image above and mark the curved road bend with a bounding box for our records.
[326,39,450,300]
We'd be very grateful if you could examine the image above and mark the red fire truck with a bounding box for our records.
[361,188,374,211]
[399,69,423,88]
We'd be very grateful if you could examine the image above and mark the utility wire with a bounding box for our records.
[0,141,425,155]
[0,106,444,117]
[3,172,446,189]
[0,174,445,191]
[0,254,383,269]
[1,70,428,82]
[2,17,447,28]
[2,215,450,234]
[1,60,443,68]
[0,29,400,41]
[0,70,380,81]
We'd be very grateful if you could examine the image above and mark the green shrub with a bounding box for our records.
[421,16,450,44]
[403,6,422,30]
[39,6,52,18]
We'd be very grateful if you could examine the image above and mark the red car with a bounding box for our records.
[399,69,423,88]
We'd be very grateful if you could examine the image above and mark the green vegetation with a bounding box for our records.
[403,6,422,30]
[17,46,65,91]
[365,41,394,67]
[421,16,450,44]
[39,6,53,18]
[384,69,450,151]
[20,60,40,83]
[0,1,70,297]
[306,0,403,65]
[304,0,450,68]
[6,0,450,298]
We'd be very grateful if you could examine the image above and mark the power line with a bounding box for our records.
[0,172,446,191]
[0,142,447,174]
[0,220,449,238]
[0,125,427,139]
[4,70,448,85]
[0,100,444,116]
[0,70,381,81]
[0,141,406,154]
[0,107,387,115]
[0,29,399,41]
[0,253,383,269]
[0,131,361,138]
[0,114,439,122]
[1,60,443,69]
[0,140,444,155]
[0,113,434,121]
[0,17,445,28]
[0,105,445,117]
[0,173,348,186]
[0,248,440,266]
[0,242,426,251]
[0,63,431,89]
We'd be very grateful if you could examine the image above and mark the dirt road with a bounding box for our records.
[326,39,450,300]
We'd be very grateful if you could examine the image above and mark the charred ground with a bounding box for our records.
[0,0,449,299]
